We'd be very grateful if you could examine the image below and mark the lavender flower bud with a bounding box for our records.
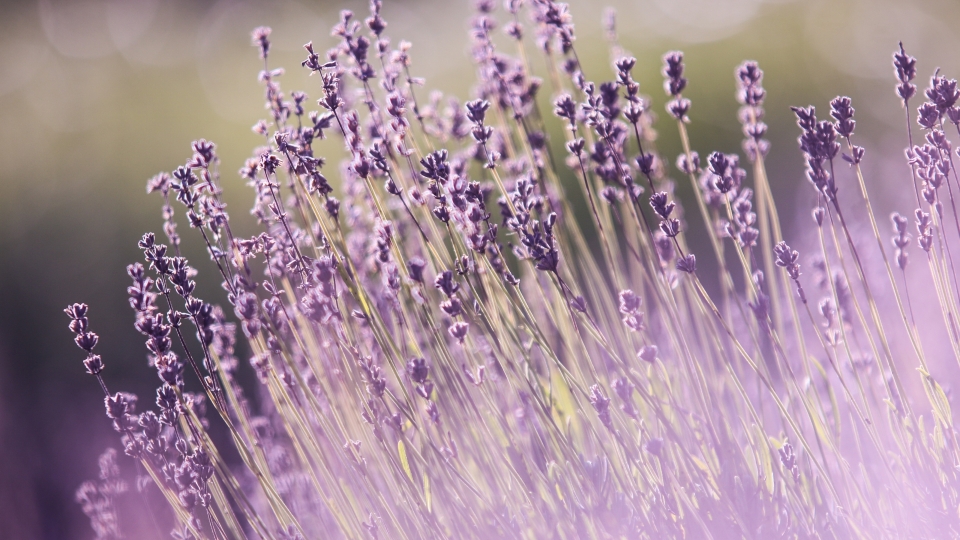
[434,270,460,297]
[83,355,105,375]
[891,212,911,269]
[554,94,577,122]
[893,42,917,84]
[252,26,272,60]
[624,102,643,124]
[618,290,641,314]
[773,241,801,280]
[948,106,960,126]
[916,209,933,252]
[676,254,696,274]
[139,411,162,440]
[406,358,429,385]
[104,393,130,420]
[927,75,959,113]
[465,99,490,125]
[325,197,340,219]
[659,219,680,238]
[407,257,427,283]
[677,152,700,175]
[894,42,917,102]
[351,154,371,178]
[566,138,585,155]
[636,153,655,176]
[448,321,469,343]
[75,332,99,353]
[661,51,687,97]
[620,304,644,331]
[917,102,939,130]
[891,213,911,248]
[842,145,865,165]
[156,385,177,411]
[735,61,765,106]
[589,384,612,429]
[649,192,675,220]
[829,96,855,138]
[64,302,89,321]
[440,297,463,317]
[666,98,691,122]
[779,440,800,482]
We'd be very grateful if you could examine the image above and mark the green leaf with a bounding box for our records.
[423,472,432,513]
[398,439,414,482]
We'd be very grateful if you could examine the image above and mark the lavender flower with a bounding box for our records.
[894,42,917,102]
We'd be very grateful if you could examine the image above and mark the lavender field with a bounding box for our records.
[5,0,960,538]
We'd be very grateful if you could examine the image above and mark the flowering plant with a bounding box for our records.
[67,1,960,538]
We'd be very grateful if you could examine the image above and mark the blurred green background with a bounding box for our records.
[2,0,959,537]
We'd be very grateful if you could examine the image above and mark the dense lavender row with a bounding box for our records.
[65,0,960,538]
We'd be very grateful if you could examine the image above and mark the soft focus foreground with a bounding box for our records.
[7,0,960,538]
